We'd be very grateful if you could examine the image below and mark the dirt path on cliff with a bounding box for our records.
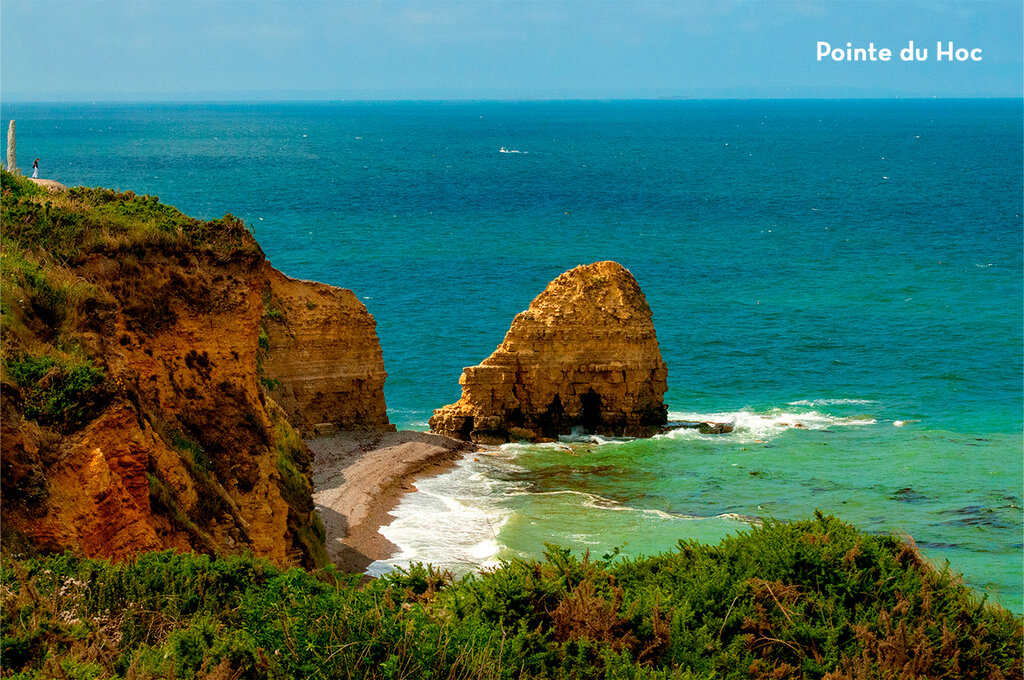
[307,431,477,574]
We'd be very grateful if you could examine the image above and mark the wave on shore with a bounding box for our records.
[372,456,514,576]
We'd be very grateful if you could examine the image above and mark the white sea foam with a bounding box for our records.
[718,512,762,526]
[371,402,878,576]
[662,407,876,443]
[369,450,763,577]
[786,398,877,407]
[369,454,513,577]
[564,427,631,445]
[467,538,502,560]
[505,488,750,524]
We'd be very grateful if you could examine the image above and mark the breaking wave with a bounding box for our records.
[662,406,876,443]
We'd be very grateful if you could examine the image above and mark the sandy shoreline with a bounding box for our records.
[307,430,478,574]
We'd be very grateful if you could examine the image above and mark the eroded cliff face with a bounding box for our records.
[261,265,393,437]
[1,203,391,567]
[429,261,668,444]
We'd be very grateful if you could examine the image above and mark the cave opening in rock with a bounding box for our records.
[506,408,525,429]
[459,416,474,441]
[539,395,564,437]
[579,390,602,433]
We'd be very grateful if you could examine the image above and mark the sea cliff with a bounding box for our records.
[262,264,393,437]
[0,170,391,567]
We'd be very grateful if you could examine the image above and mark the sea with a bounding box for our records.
[3,99,1021,613]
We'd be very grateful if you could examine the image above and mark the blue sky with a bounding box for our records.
[2,0,1021,100]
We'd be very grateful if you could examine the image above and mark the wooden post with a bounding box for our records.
[6,120,16,174]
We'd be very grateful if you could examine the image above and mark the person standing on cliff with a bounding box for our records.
[32,158,38,178]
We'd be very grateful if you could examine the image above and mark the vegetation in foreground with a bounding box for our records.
[2,513,1021,680]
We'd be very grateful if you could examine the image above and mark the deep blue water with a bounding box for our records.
[3,99,1021,611]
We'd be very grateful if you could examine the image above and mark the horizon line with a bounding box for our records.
[4,95,1022,105]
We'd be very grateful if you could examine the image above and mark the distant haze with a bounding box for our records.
[2,0,1021,101]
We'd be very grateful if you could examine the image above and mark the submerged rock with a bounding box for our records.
[673,421,736,435]
[430,261,668,444]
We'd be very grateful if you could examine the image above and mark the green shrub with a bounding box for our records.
[0,168,43,200]
[263,293,284,321]
[4,352,107,431]
[1,199,86,256]
[146,473,218,555]
[272,415,330,568]
[0,515,1020,679]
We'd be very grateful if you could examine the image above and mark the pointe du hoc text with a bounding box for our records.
[816,41,983,63]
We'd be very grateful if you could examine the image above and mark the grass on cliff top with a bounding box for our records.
[1,513,1021,680]
[0,168,262,428]
[0,168,261,261]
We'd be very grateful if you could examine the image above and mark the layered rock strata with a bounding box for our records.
[2,212,392,567]
[430,261,668,444]
[262,264,393,437]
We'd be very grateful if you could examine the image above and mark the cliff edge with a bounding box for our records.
[430,261,668,444]
[0,171,391,567]
[262,265,393,437]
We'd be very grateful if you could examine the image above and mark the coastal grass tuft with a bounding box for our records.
[0,246,103,348]
[166,429,210,472]
[262,291,285,322]
[146,472,219,555]
[0,168,261,261]
[1,514,1019,679]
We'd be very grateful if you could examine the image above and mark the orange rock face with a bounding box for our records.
[429,261,668,444]
[13,406,171,560]
[2,240,390,567]
[262,264,393,437]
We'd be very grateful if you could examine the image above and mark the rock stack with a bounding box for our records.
[430,261,668,444]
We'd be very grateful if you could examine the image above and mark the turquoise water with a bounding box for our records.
[3,100,1021,611]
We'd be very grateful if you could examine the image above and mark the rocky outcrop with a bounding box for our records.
[262,264,393,437]
[429,261,668,444]
[1,199,392,568]
[0,244,313,565]
[27,178,68,192]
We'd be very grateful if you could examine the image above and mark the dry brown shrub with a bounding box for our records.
[801,532,831,545]
[550,579,637,653]
[894,532,926,569]
[821,599,1020,680]
[748,658,799,680]
[843,539,862,565]
[636,601,671,665]
[743,579,825,667]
